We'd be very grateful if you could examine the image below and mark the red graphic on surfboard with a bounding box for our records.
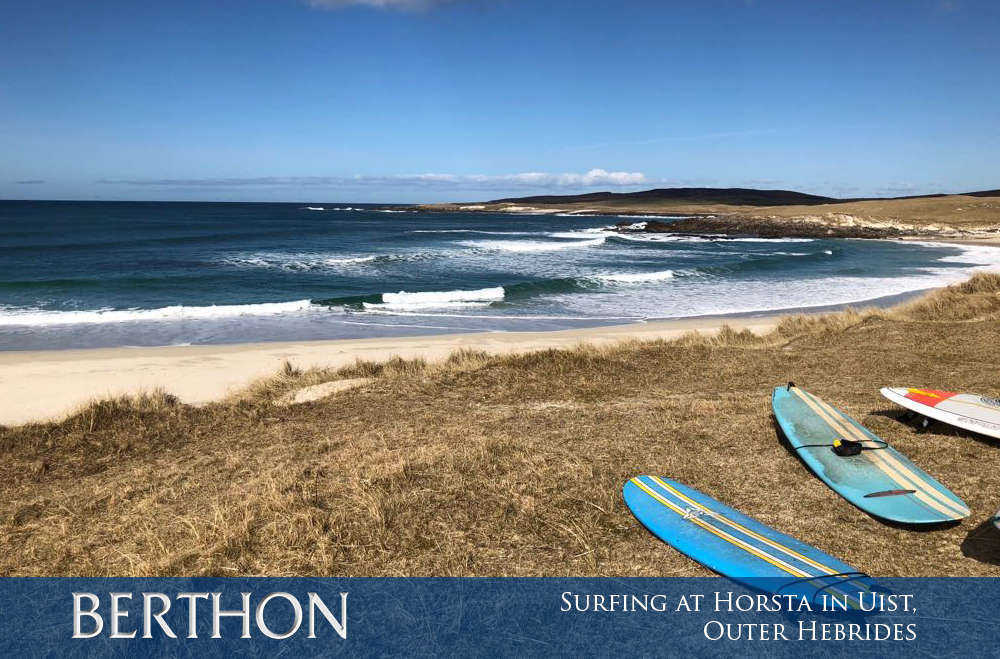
[903,389,959,408]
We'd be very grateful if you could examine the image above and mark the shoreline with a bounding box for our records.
[899,235,1000,247]
[2,237,997,427]
[0,285,942,428]
[1,314,778,427]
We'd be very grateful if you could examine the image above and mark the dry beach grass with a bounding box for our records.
[2,274,1000,577]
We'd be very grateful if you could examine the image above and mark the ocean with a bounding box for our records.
[1,200,997,351]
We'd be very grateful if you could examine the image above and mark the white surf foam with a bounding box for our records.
[547,228,608,238]
[0,299,315,327]
[223,252,380,271]
[592,270,675,284]
[906,240,1000,268]
[363,286,506,311]
[606,232,710,243]
[325,256,379,264]
[605,231,817,245]
[723,237,816,243]
[460,236,606,252]
[615,215,692,220]
[305,206,325,211]
[411,229,540,236]
[359,308,645,321]
[766,250,833,257]
[534,241,1000,321]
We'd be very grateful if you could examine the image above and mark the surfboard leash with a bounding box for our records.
[783,384,889,456]
[776,571,874,606]
[793,437,888,457]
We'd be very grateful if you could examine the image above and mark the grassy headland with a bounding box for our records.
[417,187,1000,238]
[2,274,1000,577]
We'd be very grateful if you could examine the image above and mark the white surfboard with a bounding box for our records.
[880,387,1000,440]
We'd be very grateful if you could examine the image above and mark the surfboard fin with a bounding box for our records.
[864,489,917,498]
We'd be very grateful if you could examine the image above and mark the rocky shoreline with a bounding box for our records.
[619,217,922,240]
[404,199,1000,241]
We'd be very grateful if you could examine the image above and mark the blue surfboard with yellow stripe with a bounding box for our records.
[624,475,874,602]
[772,384,969,524]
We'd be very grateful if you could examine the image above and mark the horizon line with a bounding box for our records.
[2,183,999,206]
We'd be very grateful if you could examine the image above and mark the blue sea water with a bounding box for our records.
[1,200,997,350]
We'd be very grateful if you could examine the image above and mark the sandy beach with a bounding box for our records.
[0,315,778,427]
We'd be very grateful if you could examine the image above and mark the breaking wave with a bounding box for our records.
[605,231,816,245]
[363,286,505,311]
[592,270,675,284]
[0,300,315,327]
[411,229,540,235]
[314,270,679,312]
[459,236,606,252]
[221,251,436,271]
[304,206,412,213]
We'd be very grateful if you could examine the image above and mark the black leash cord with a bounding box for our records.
[793,439,888,451]
[776,571,874,607]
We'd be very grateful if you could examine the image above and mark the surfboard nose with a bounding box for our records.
[880,386,908,398]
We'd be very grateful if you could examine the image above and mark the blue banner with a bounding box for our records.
[0,578,996,657]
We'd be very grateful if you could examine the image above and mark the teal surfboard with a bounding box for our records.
[772,384,969,524]
[624,475,874,602]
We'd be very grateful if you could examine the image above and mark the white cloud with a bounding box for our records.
[407,169,648,187]
[99,169,649,190]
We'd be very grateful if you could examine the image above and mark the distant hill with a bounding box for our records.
[488,187,1000,207]
[489,187,839,207]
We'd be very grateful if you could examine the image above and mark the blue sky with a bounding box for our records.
[2,0,998,202]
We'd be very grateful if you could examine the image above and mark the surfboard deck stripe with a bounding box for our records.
[903,388,1000,414]
[799,389,969,518]
[772,385,969,524]
[646,476,840,577]
[882,386,1000,440]
[793,388,968,517]
[904,388,959,407]
[624,476,871,603]
[629,477,812,578]
[790,387,968,519]
[647,476,830,574]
